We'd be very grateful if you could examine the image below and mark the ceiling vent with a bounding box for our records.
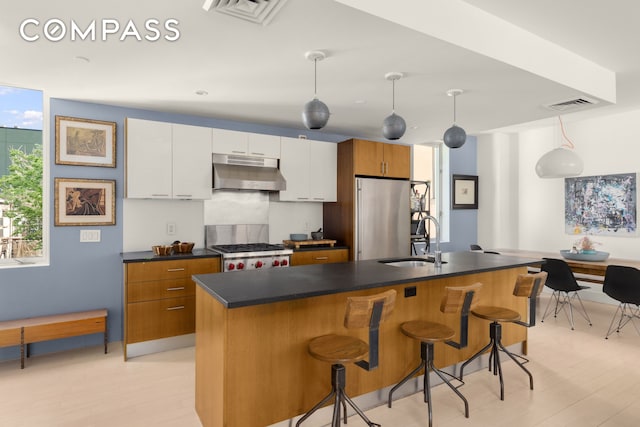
[202,0,288,25]
[544,96,599,112]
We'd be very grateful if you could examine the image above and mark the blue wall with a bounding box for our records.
[0,98,477,361]
[444,135,478,252]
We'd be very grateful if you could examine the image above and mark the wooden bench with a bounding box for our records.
[0,309,108,368]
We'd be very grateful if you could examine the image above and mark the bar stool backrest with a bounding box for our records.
[440,282,482,314]
[344,289,396,329]
[514,271,548,298]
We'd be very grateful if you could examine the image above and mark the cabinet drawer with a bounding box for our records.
[126,258,220,282]
[126,296,195,344]
[127,278,195,303]
[291,249,349,266]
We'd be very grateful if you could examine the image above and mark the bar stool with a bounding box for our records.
[296,289,396,427]
[388,282,482,427]
[459,272,547,400]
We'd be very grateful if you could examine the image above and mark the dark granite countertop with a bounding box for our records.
[121,248,221,263]
[193,251,543,308]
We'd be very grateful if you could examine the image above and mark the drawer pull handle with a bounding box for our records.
[315,256,329,260]
[167,287,185,291]
[167,268,186,272]
[166,306,185,311]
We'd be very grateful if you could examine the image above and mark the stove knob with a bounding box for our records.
[281,259,289,266]
[255,261,263,268]
[228,263,235,271]
[237,262,245,270]
[272,259,280,267]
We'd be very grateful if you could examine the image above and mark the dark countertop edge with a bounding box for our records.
[121,249,220,263]
[193,255,543,309]
[292,245,349,252]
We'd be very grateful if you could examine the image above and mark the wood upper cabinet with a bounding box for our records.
[353,139,410,179]
[212,128,280,159]
[125,118,212,199]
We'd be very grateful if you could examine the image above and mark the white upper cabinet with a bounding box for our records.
[278,137,337,202]
[126,118,212,200]
[172,124,213,200]
[212,128,280,159]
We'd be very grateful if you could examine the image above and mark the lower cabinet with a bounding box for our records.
[123,257,220,359]
[290,248,348,266]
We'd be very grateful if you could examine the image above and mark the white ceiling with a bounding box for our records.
[1,0,638,144]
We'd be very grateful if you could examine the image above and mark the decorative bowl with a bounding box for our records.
[172,242,194,253]
[289,233,308,241]
[152,245,173,256]
[560,250,609,262]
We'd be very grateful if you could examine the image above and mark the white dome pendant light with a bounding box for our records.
[302,50,330,130]
[443,89,466,149]
[535,116,583,178]
[382,72,406,140]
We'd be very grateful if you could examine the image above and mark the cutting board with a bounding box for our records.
[283,239,336,249]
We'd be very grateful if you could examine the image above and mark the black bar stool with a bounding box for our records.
[296,289,396,427]
[459,272,547,400]
[388,282,482,427]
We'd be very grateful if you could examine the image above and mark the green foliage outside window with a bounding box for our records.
[0,145,43,245]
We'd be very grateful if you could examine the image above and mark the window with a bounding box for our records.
[0,85,45,266]
[412,143,448,245]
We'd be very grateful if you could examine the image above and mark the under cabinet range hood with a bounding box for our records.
[212,153,286,191]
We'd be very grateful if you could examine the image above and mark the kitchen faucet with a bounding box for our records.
[419,215,442,267]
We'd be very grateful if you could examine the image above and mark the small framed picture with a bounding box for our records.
[452,174,478,209]
[54,178,116,226]
[55,116,116,167]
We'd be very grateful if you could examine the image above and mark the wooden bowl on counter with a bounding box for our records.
[172,242,195,253]
[152,245,173,256]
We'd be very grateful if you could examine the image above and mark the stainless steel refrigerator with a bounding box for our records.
[354,177,410,260]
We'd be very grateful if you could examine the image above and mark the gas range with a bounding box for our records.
[205,225,293,273]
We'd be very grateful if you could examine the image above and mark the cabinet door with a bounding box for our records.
[172,124,212,199]
[353,139,384,177]
[291,249,348,266]
[126,118,172,198]
[211,128,248,155]
[309,141,337,202]
[248,134,281,158]
[279,137,310,201]
[383,143,411,179]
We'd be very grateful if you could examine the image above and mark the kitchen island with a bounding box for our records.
[193,251,542,427]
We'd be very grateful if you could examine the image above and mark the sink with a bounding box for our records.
[379,257,447,267]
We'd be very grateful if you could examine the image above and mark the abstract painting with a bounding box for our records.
[565,173,636,235]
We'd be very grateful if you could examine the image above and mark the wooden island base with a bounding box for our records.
[195,267,528,427]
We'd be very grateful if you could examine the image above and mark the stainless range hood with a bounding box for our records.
[212,153,286,191]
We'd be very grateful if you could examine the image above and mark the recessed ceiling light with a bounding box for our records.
[411,125,419,130]
[74,56,90,63]
[195,89,209,96]
[354,100,366,104]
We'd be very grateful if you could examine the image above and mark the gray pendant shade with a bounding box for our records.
[302,51,330,130]
[383,112,406,140]
[443,125,466,148]
[382,72,406,140]
[302,98,330,130]
[443,89,466,149]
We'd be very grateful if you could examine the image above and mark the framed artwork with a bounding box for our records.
[55,116,116,167]
[54,178,116,226]
[452,174,478,209]
[565,173,636,235]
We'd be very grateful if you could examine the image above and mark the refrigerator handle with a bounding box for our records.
[356,178,362,260]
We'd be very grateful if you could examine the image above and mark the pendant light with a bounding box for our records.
[382,72,406,140]
[302,50,330,130]
[443,89,466,149]
[535,116,583,178]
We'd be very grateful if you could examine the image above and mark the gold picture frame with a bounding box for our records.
[54,178,116,226]
[55,116,116,167]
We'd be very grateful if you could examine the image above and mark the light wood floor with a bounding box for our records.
[1,294,639,427]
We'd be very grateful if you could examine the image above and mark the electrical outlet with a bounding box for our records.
[167,222,176,235]
[80,230,101,242]
[404,286,417,298]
